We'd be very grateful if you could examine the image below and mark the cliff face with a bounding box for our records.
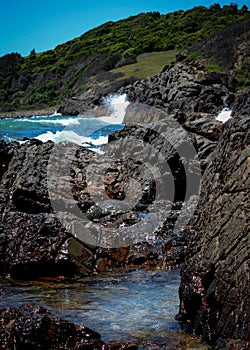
[178,116,250,349]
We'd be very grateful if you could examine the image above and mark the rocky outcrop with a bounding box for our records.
[0,303,103,349]
[0,109,221,279]
[0,140,97,278]
[1,133,191,279]
[57,62,231,119]
[231,87,250,117]
[178,116,250,348]
[183,117,223,142]
[119,62,230,117]
[57,77,136,117]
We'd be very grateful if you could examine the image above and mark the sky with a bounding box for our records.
[0,0,249,57]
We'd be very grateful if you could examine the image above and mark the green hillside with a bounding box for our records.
[0,3,249,112]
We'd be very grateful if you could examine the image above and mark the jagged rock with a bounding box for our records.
[0,141,98,278]
[231,86,250,117]
[0,138,169,278]
[57,81,114,116]
[0,303,103,350]
[183,117,223,141]
[0,109,238,281]
[119,62,229,118]
[178,116,250,348]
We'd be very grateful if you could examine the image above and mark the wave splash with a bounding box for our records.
[0,94,129,149]
[98,94,130,124]
[216,107,232,123]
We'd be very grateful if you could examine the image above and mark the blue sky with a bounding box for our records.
[0,0,248,57]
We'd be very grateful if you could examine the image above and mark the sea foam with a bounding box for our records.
[36,130,108,147]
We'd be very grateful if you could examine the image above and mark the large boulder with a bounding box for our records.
[0,141,98,278]
[177,116,250,348]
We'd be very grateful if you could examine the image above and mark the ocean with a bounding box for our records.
[0,94,129,151]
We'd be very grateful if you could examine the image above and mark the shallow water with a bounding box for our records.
[1,268,181,344]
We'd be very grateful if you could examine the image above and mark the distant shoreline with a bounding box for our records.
[0,107,59,120]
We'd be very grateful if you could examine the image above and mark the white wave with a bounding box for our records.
[39,118,82,126]
[99,94,129,124]
[216,108,232,123]
[36,130,108,148]
[31,111,62,118]
[19,116,83,126]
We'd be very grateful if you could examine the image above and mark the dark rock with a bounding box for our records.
[0,140,16,180]
[183,117,223,141]
[178,116,250,348]
[0,107,233,281]
[119,62,229,118]
[231,87,250,117]
[0,141,99,279]
[57,81,112,116]
[1,135,190,277]
[0,211,96,279]
[0,303,103,349]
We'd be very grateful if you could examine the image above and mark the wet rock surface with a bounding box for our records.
[0,127,198,279]
[0,104,224,280]
[0,303,103,350]
[178,116,250,348]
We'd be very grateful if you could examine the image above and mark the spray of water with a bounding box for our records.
[216,108,232,123]
[99,94,130,124]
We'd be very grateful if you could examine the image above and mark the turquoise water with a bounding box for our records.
[1,268,181,344]
[0,94,129,147]
[0,114,124,150]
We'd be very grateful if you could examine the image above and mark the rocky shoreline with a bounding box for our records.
[0,61,249,349]
[0,107,59,120]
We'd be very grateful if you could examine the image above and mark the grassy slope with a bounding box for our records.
[110,50,177,80]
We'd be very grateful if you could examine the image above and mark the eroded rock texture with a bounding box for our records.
[0,133,193,279]
[178,116,250,349]
[120,62,229,116]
